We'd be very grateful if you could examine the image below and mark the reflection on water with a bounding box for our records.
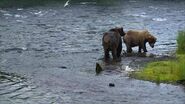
[0,0,185,104]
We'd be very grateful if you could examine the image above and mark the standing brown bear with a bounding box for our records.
[123,30,157,53]
[102,27,126,61]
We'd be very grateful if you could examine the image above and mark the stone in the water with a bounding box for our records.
[109,83,115,87]
[96,63,102,74]
[59,66,67,69]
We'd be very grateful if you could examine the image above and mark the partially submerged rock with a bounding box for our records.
[96,63,103,74]
[109,83,115,87]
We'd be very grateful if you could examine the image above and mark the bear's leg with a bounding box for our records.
[140,42,147,53]
[138,45,142,53]
[112,48,117,61]
[126,45,132,53]
[117,39,122,57]
[143,43,147,52]
[104,48,110,60]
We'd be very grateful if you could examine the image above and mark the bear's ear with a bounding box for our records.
[120,27,126,36]
[120,27,123,29]
[144,30,150,34]
[110,27,119,32]
[110,28,116,32]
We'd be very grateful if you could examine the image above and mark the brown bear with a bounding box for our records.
[123,30,157,53]
[102,27,126,61]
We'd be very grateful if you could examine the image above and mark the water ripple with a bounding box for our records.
[152,18,167,22]
[0,1,185,104]
[0,71,66,103]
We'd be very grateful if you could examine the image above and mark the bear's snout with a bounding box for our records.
[149,43,155,48]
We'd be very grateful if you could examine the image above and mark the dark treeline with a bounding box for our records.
[0,0,65,8]
[0,0,117,8]
[0,0,183,8]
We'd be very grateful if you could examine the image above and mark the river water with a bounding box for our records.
[0,0,185,104]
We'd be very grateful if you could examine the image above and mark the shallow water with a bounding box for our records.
[0,0,185,104]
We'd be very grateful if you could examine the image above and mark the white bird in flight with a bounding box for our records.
[64,0,70,7]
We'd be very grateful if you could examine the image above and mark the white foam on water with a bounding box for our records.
[17,8,23,11]
[14,14,27,18]
[80,2,96,5]
[34,11,42,15]
[15,14,21,18]
[0,9,7,13]
[130,13,148,18]
[16,20,25,23]
[3,13,12,16]
[152,18,167,22]
[149,6,158,9]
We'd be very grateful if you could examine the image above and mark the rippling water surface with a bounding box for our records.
[0,0,185,104]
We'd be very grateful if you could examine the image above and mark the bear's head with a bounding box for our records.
[144,31,157,48]
[110,27,126,36]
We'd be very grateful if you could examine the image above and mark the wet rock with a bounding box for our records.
[4,47,26,53]
[137,53,147,57]
[177,80,185,85]
[96,63,102,74]
[109,83,115,87]
[59,66,67,69]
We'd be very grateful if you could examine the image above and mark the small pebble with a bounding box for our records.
[96,63,102,74]
[59,66,67,69]
[109,83,115,87]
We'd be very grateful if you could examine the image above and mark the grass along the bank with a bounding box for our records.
[131,31,185,84]
[131,55,185,83]
[177,31,185,54]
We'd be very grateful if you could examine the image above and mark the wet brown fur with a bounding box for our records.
[123,30,157,53]
[102,27,125,61]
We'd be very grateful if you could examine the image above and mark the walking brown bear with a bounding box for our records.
[123,30,157,53]
[102,27,126,61]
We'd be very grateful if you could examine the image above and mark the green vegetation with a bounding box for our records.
[177,31,185,54]
[132,31,185,84]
